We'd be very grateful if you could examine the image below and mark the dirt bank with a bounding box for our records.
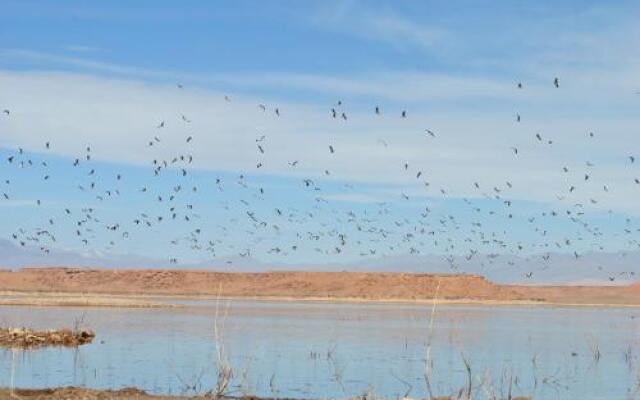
[0,267,637,306]
[0,387,529,400]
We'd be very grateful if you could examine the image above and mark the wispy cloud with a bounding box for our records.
[64,45,101,53]
[1,67,639,216]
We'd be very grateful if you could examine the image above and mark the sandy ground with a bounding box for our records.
[0,268,637,307]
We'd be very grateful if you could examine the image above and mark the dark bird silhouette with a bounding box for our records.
[554,77,559,88]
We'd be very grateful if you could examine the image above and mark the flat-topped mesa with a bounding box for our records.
[0,268,637,305]
[0,268,522,301]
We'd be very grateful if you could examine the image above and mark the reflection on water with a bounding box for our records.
[0,300,639,399]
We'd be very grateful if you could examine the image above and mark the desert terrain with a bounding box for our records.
[0,267,637,307]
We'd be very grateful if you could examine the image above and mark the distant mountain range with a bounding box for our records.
[0,239,637,285]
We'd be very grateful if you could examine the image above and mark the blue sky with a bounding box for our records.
[0,1,639,279]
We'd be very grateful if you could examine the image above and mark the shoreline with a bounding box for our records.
[1,290,639,309]
[0,386,531,400]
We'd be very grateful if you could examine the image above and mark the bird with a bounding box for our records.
[554,77,559,88]
[329,145,335,154]
[401,110,407,118]
[375,106,380,115]
[425,129,436,137]
[2,109,9,115]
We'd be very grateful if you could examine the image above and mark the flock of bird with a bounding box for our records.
[1,77,639,281]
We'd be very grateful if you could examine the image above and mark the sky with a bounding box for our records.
[0,1,639,281]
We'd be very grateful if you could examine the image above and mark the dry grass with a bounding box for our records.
[0,294,176,308]
[0,327,95,349]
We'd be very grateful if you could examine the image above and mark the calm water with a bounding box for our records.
[0,300,639,399]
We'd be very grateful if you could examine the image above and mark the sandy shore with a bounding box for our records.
[0,268,637,308]
[0,291,177,308]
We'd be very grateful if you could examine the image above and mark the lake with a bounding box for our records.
[0,300,638,399]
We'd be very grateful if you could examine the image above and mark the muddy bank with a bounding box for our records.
[0,327,95,349]
[0,387,530,400]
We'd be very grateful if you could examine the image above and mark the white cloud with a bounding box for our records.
[0,66,639,216]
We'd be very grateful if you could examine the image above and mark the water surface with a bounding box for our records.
[0,300,638,399]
